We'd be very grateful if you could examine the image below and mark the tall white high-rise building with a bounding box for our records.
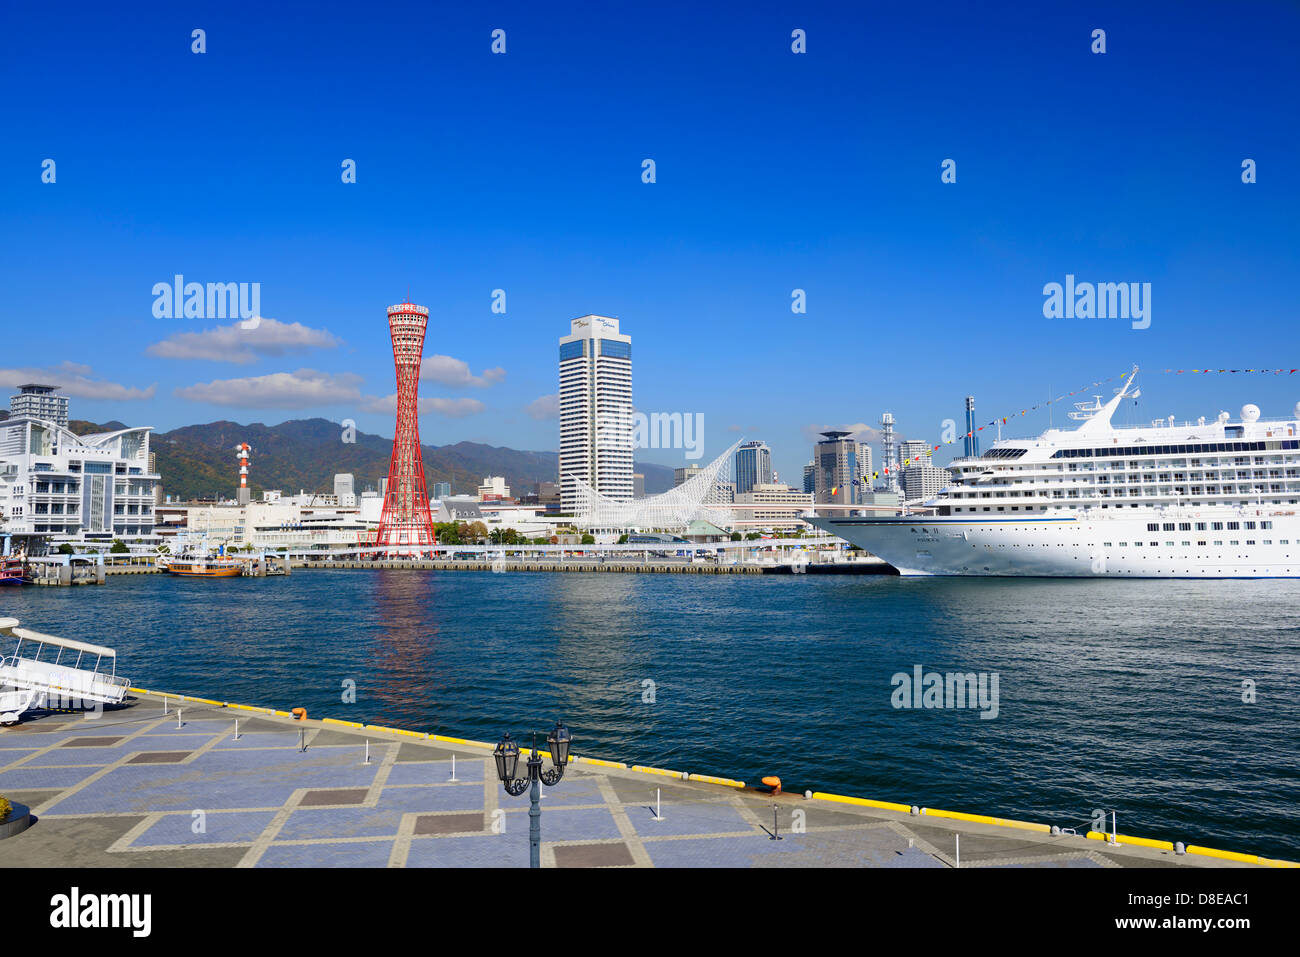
[856,442,873,487]
[559,315,634,512]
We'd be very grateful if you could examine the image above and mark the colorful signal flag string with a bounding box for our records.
[878,367,1296,468]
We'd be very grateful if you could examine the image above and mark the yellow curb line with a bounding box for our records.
[631,765,686,779]
[363,724,428,739]
[812,791,912,814]
[1185,844,1263,865]
[1086,830,1174,851]
[573,756,629,769]
[930,808,1051,833]
[686,773,745,789]
[431,734,495,749]
[229,704,276,715]
[322,718,365,729]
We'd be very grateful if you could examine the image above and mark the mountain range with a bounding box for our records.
[67,417,675,501]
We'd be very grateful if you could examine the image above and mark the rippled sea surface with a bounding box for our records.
[4,571,1298,859]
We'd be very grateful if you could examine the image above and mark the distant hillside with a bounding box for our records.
[69,417,674,501]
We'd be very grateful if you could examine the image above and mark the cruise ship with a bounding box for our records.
[811,370,1300,577]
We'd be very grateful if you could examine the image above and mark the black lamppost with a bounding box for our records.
[493,721,572,868]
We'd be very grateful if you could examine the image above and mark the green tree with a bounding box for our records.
[729,531,742,541]
[58,543,75,555]
[617,533,629,544]
[580,533,595,545]
[110,540,128,554]
[745,532,761,541]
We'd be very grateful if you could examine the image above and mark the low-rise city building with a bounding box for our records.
[733,482,813,528]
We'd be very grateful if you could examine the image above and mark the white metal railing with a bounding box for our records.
[0,655,130,705]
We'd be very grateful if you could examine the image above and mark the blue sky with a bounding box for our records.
[2,0,1297,483]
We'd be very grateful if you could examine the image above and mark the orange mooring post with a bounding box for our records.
[762,775,782,796]
[291,707,307,721]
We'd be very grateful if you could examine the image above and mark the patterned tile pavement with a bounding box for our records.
[0,694,1257,868]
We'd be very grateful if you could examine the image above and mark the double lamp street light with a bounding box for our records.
[493,721,572,868]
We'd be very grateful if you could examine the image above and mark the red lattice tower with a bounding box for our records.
[374,300,437,555]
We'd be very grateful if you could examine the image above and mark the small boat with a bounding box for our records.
[0,554,29,585]
[165,556,243,578]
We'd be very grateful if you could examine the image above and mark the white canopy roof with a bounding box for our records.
[8,625,116,658]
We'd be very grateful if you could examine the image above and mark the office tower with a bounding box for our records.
[899,439,930,468]
[802,461,815,494]
[856,442,873,488]
[632,473,645,498]
[559,315,634,513]
[734,440,772,495]
[964,396,980,458]
[10,383,69,428]
[900,461,950,502]
[431,481,451,499]
[375,301,437,554]
[813,430,859,504]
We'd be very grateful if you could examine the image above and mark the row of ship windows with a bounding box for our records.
[951,503,1298,512]
[966,468,1297,482]
[1051,440,1300,458]
[1146,521,1272,530]
[954,488,1297,499]
[971,457,1297,474]
[1105,541,1288,547]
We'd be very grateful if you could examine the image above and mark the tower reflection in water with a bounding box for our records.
[366,570,445,730]
[361,569,660,758]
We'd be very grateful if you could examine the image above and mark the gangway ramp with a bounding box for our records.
[0,619,131,711]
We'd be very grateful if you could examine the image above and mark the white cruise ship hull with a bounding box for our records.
[811,512,1300,578]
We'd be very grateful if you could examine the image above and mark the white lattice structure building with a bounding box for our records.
[571,441,740,531]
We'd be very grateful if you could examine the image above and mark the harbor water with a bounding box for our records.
[3,571,1297,859]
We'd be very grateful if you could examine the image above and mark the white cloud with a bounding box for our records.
[146,318,340,364]
[175,368,362,408]
[360,394,485,418]
[0,362,155,401]
[525,394,560,420]
[420,354,505,388]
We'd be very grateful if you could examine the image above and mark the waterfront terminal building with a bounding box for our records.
[0,414,160,544]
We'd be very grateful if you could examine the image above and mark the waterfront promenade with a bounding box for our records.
[1,693,1285,868]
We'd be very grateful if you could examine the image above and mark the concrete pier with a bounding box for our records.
[1,692,1290,868]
